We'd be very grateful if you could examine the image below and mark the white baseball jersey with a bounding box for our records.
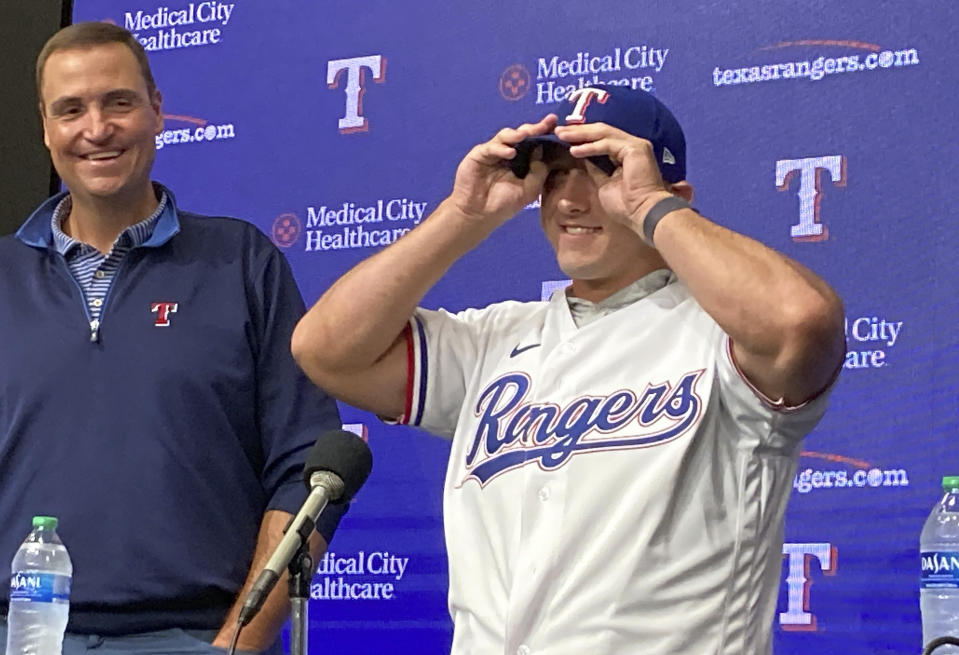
[399,272,831,655]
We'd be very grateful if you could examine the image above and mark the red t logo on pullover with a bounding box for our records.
[151,302,178,327]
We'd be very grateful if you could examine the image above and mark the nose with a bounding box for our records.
[554,169,592,216]
[81,107,114,143]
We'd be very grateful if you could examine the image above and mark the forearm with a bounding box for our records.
[293,198,493,376]
[213,510,329,651]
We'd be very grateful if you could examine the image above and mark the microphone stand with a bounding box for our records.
[288,541,314,655]
[234,430,372,655]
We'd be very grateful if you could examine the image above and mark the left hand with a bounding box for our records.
[211,635,261,654]
[553,122,673,230]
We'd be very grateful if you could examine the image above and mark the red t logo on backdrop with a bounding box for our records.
[565,87,610,123]
[327,55,387,134]
[151,302,179,327]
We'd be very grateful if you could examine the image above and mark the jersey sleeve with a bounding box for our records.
[715,332,834,445]
[397,306,490,439]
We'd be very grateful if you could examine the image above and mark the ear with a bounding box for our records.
[669,180,694,204]
[39,103,50,149]
[151,89,164,134]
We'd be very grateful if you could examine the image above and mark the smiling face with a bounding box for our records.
[40,42,163,209]
[539,148,663,301]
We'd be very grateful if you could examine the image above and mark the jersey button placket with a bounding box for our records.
[504,334,567,650]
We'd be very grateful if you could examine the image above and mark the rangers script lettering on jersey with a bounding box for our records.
[463,369,705,485]
[399,272,832,655]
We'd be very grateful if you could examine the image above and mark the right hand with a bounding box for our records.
[448,114,558,226]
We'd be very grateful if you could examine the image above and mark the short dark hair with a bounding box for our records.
[36,22,157,110]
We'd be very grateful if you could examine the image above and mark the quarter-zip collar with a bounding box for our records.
[16,182,181,251]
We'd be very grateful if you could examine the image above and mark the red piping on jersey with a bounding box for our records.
[401,322,414,424]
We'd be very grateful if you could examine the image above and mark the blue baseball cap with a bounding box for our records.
[509,84,687,183]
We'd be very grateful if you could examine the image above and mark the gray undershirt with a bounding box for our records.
[566,269,675,328]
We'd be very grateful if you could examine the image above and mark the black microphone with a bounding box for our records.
[237,429,373,626]
[923,637,959,654]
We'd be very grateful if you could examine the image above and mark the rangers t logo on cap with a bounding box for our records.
[565,87,610,123]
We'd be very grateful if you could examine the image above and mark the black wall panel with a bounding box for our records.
[0,1,69,235]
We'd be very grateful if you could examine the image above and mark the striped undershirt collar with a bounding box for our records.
[50,190,169,255]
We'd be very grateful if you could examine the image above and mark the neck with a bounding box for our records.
[569,257,668,303]
[63,185,158,254]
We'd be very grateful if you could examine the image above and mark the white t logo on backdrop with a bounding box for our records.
[327,55,387,133]
[775,155,846,241]
[779,542,837,630]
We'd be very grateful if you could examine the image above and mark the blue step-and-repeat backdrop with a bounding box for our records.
[72,1,959,652]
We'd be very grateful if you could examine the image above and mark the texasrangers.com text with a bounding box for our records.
[155,122,236,149]
[713,46,919,86]
[793,466,909,494]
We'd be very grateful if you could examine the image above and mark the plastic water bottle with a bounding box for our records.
[5,516,72,655]
[921,477,959,653]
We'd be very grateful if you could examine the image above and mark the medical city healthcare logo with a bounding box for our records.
[301,195,429,252]
[121,3,236,52]
[312,548,411,601]
[500,40,673,106]
[499,64,532,101]
[712,38,919,87]
[271,213,301,249]
[842,312,904,371]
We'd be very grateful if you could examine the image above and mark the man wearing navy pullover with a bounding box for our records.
[0,22,344,654]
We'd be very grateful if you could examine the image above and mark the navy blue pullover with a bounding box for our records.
[0,188,344,634]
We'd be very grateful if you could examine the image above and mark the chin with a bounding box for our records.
[558,264,605,281]
[79,179,133,199]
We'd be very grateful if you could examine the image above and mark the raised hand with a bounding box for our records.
[448,114,558,226]
[554,122,674,231]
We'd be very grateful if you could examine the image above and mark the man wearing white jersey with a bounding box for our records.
[292,85,845,654]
